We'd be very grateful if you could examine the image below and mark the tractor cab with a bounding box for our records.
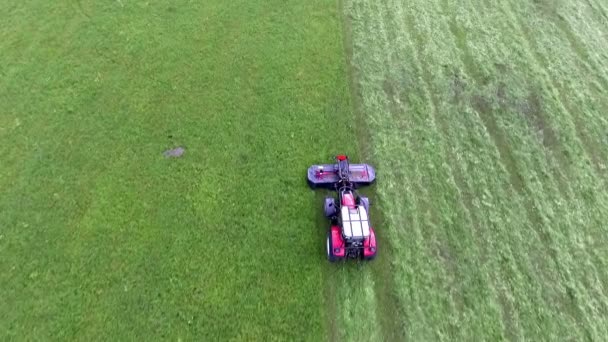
[340,204,370,240]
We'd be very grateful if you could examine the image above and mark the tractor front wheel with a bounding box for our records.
[324,197,337,218]
[359,196,370,212]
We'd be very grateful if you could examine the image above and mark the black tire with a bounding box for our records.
[360,196,370,212]
[324,197,337,218]
[363,252,377,261]
[326,231,338,262]
[308,179,316,189]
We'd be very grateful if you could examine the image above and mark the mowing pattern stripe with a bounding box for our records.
[343,0,608,340]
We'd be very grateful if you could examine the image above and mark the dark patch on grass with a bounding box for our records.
[468,92,557,264]
[450,70,468,104]
[517,90,559,151]
[494,63,508,73]
[531,0,560,16]
[503,0,607,181]
[496,82,507,103]
[586,0,608,21]
[471,88,551,226]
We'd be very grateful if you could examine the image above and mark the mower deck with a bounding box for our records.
[307,163,376,188]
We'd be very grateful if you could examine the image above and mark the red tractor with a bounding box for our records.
[307,155,377,261]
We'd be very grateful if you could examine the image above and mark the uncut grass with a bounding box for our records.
[0,0,354,340]
[345,0,608,340]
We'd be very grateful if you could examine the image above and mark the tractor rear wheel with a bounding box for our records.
[363,250,377,261]
[326,231,338,262]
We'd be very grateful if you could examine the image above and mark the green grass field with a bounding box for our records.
[2,0,607,340]
[1,1,355,340]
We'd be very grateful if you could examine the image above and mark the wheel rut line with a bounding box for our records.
[326,271,339,342]
[399,3,518,337]
[474,0,576,199]
[548,2,608,89]
[470,5,608,304]
[403,0,495,258]
[373,1,443,338]
[503,0,608,270]
[445,0,540,207]
[498,1,605,335]
[502,0,607,184]
[444,0,531,338]
[444,1,572,338]
[339,0,406,340]
[368,0,413,339]
[586,0,608,26]
[554,19,608,91]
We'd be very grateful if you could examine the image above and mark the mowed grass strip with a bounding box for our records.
[0,0,355,340]
[343,0,608,340]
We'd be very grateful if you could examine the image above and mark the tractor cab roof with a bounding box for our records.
[341,205,370,239]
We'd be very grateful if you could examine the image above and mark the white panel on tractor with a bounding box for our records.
[341,205,370,239]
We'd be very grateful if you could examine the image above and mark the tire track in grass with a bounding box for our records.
[546,2,608,176]
[461,1,574,198]
[494,0,592,243]
[369,1,434,339]
[455,6,575,325]
[498,0,608,305]
[451,111,535,341]
[344,0,608,339]
[400,0,604,338]
[537,1,608,178]
[502,115,608,339]
[337,0,404,340]
[346,0,437,339]
[441,0,535,203]
[442,0,604,336]
[435,2,532,339]
[408,2,560,340]
[360,0,524,338]
[377,1,509,339]
[352,0,414,340]
[497,0,608,182]
[550,10,608,93]
[470,0,608,336]
[396,3,512,339]
[586,0,608,21]
[466,2,604,336]
[373,1,453,339]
